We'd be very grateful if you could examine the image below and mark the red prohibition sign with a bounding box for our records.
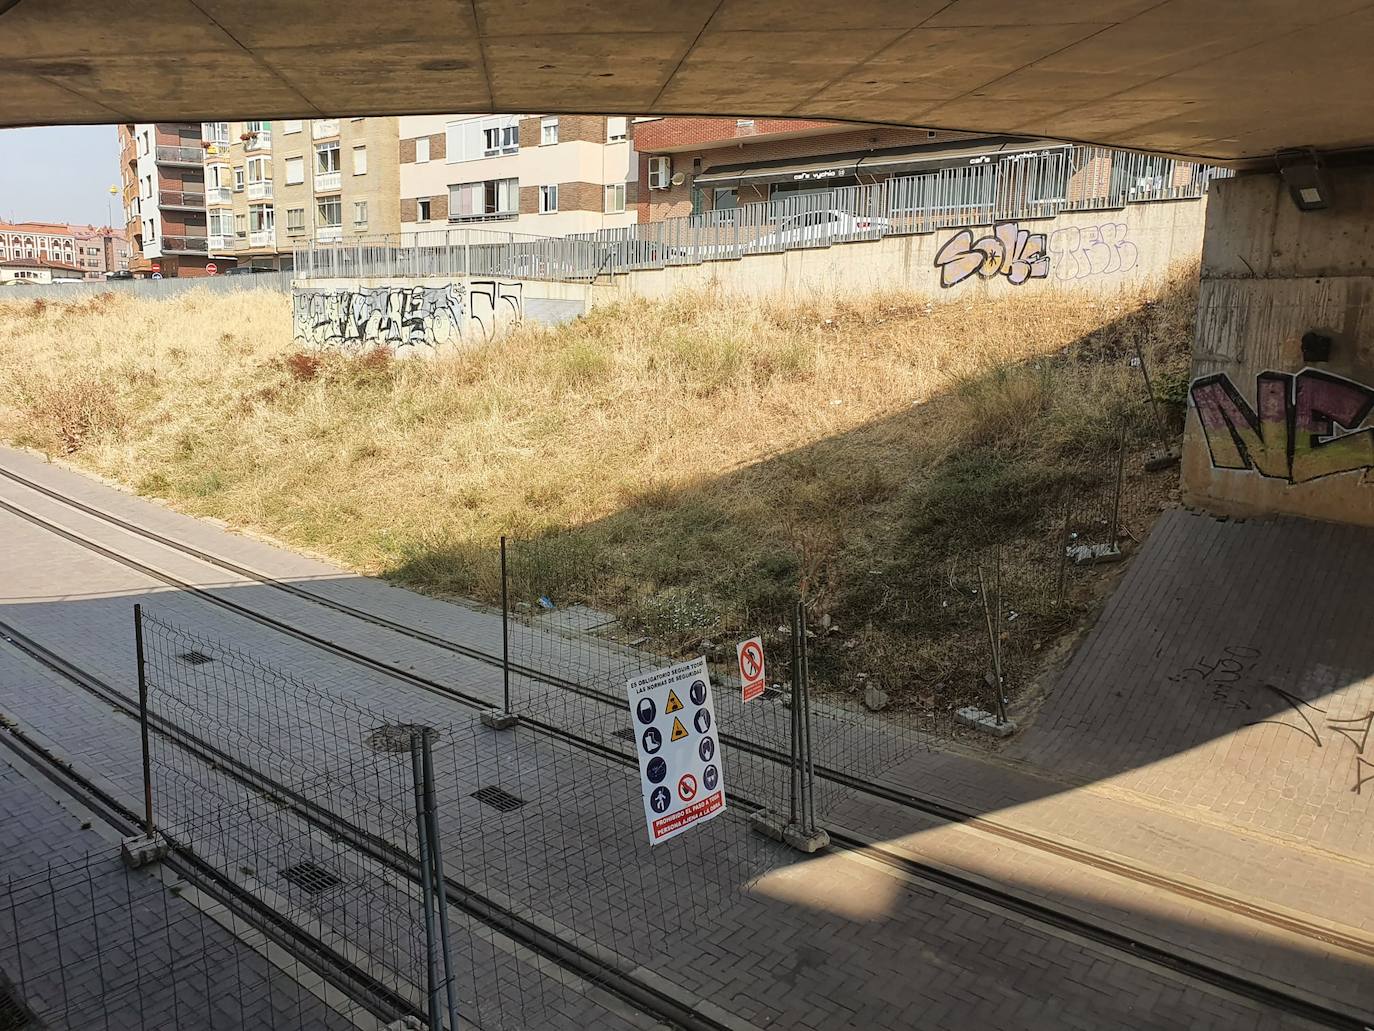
[740,641,764,680]
[677,773,698,802]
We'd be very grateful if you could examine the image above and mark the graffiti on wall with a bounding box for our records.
[293,281,524,353]
[1191,368,1374,484]
[933,223,1049,288]
[1047,223,1138,281]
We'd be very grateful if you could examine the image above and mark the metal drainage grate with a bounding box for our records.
[177,650,213,666]
[279,862,343,895]
[471,786,525,813]
[612,728,635,741]
[365,723,437,754]
[0,976,35,1031]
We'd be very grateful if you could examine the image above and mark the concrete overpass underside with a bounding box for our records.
[3,0,1374,164]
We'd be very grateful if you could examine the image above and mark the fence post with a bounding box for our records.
[798,600,817,836]
[1110,420,1127,550]
[789,601,801,829]
[501,536,511,715]
[421,730,461,1031]
[977,565,1008,726]
[1057,492,1075,606]
[410,733,441,1031]
[133,604,154,839]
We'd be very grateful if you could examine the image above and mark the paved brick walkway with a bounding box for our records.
[0,446,1366,1028]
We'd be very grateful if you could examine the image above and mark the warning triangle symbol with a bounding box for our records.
[671,716,689,741]
[664,690,684,714]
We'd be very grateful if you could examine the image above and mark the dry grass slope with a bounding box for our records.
[0,275,1198,710]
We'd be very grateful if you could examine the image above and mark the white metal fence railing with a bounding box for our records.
[294,144,1233,283]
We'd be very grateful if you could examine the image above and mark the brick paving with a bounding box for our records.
[0,446,1365,1027]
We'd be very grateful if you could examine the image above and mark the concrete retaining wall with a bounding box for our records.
[1182,169,1374,527]
[292,276,589,356]
[0,271,293,301]
[591,198,1207,306]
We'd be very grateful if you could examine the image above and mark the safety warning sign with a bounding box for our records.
[627,656,727,845]
[737,637,767,702]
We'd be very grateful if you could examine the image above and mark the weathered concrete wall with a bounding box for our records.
[592,198,1207,306]
[291,277,589,356]
[4,271,293,301]
[1182,169,1374,526]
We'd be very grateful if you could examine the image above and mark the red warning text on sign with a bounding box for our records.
[652,791,724,841]
[736,637,766,703]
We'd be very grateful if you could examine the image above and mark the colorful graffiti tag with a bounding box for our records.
[1190,368,1374,483]
[933,223,1050,288]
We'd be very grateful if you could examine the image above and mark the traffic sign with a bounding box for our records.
[626,656,727,845]
[150,262,161,273]
[206,262,218,275]
[150,273,163,280]
[737,637,767,702]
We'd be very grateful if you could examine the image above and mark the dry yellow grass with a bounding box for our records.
[0,274,1197,706]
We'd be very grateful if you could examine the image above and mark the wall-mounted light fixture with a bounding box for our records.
[1277,148,1332,211]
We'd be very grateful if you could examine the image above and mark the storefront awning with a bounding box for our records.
[694,156,861,189]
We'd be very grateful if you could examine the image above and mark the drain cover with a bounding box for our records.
[177,650,213,666]
[279,862,343,895]
[365,723,437,753]
[471,786,525,812]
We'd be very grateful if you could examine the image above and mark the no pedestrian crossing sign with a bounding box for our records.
[627,656,726,845]
[736,637,766,702]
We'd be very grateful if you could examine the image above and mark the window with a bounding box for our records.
[208,210,232,236]
[286,208,305,234]
[233,166,245,191]
[317,195,342,228]
[647,156,672,190]
[284,156,304,185]
[234,213,247,237]
[483,123,519,156]
[246,156,270,184]
[713,187,738,212]
[138,131,149,155]
[207,164,229,189]
[607,117,627,142]
[203,122,230,145]
[353,201,368,227]
[245,120,270,135]
[448,178,518,220]
[415,136,430,163]
[539,184,558,213]
[352,145,367,175]
[282,120,302,134]
[141,174,153,199]
[540,117,559,146]
[315,141,340,174]
[604,182,626,214]
[417,198,432,221]
[248,204,274,233]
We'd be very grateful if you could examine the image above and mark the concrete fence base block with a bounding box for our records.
[120,833,170,869]
[1144,447,1182,472]
[480,708,519,730]
[1067,542,1124,565]
[748,810,830,853]
[956,707,1018,738]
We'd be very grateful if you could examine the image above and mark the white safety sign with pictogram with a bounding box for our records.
[736,637,767,702]
[626,655,727,845]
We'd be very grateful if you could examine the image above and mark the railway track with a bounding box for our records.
[1,466,1371,1028]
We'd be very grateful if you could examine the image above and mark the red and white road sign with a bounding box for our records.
[205,262,218,275]
[736,637,767,702]
[150,262,161,273]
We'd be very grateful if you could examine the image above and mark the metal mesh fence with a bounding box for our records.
[0,848,360,1031]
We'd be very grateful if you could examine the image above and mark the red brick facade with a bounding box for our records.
[517,115,609,149]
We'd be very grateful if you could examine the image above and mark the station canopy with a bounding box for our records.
[3,0,1373,165]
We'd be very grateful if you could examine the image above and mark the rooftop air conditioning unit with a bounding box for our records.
[648,156,672,190]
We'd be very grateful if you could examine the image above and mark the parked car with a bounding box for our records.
[104,269,134,280]
[744,209,890,253]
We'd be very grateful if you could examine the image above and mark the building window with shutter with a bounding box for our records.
[539,185,558,213]
[286,208,305,234]
[604,182,626,214]
[285,156,304,185]
[353,201,368,227]
[416,137,430,163]
[607,117,627,142]
[353,145,367,175]
[540,117,558,146]
[418,199,432,221]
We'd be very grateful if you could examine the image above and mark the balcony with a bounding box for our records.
[314,171,341,192]
[312,119,340,139]
[159,190,205,210]
[247,180,274,200]
[249,229,275,248]
[155,145,204,166]
[208,234,235,252]
[316,225,342,243]
[448,211,519,225]
[160,236,208,254]
[243,131,272,153]
[206,187,233,206]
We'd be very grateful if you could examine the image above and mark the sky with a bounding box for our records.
[0,124,123,227]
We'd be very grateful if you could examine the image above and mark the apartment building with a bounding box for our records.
[398,114,636,238]
[118,123,214,277]
[0,222,132,279]
[198,118,401,268]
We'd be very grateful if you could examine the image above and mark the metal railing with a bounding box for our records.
[158,236,208,253]
[296,144,1231,282]
[155,145,204,164]
[158,190,205,209]
[206,186,233,205]
[247,180,274,200]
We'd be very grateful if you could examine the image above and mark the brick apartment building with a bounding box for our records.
[119,123,216,277]
[398,114,636,238]
[0,221,130,279]
[630,116,1029,221]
